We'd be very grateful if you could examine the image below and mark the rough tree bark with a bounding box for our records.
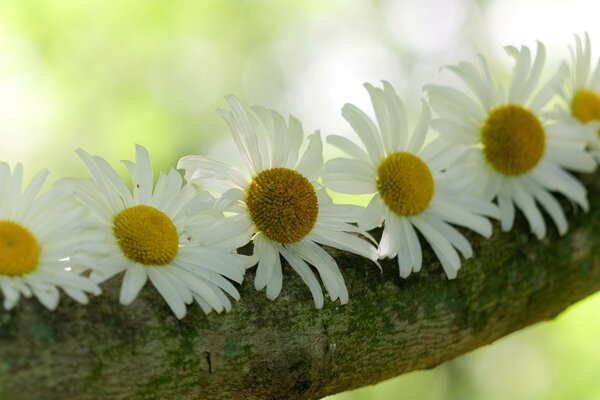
[0,172,598,400]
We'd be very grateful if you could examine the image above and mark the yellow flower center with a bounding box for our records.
[113,205,179,265]
[0,221,40,276]
[246,168,318,244]
[572,89,600,138]
[480,105,545,176]
[376,152,434,216]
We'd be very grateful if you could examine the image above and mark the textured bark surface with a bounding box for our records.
[0,173,599,400]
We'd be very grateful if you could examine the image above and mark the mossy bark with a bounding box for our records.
[0,173,599,400]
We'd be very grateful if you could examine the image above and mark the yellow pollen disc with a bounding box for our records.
[246,168,318,244]
[480,105,545,176]
[113,205,179,265]
[572,89,600,138]
[0,221,40,276]
[376,152,434,216]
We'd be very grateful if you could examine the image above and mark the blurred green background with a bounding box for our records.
[1,0,599,398]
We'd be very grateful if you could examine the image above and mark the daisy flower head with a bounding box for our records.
[0,163,101,310]
[425,41,596,240]
[322,81,498,279]
[74,145,247,319]
[552,33,600,160]
[178,95,378,309]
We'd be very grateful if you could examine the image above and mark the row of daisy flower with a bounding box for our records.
[2,36,599,318]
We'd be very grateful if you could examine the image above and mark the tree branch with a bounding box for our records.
[1,173,599,400]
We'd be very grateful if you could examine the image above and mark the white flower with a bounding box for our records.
[178,96,378,309]
[550,33,600,161]
[0,163,100,310]
[426,42,596,239]
[74,145,247,319]
[323,82,498,279]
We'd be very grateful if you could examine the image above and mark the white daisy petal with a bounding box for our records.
[341,103,385,164]
[147,267,187,319]
[378,214,402,259]
[530,181,568,236]
[359,195,385,231]
[545,142,596,172]
[422,215,473,259]
[178,247,246,283]
[122,144,154,205]
[407,100,431,154]
[192,214,254,252]
[296,132,324,181]
[279,247,324,309]
[427,199,493,238]
[400,218,423,274]
[62,287,89,305]
[510,181,547,239]
[529,63,567,113]
[412,216,461,279]
[31,285,60,311]
[265,256,283,301]
[0,278,19,307]
[152,169,185,210]
[318,202,364,223]
[219,95,265,173]
[37,268,101,294]
[506,44,532,103]
[520,42,546,104]
[446,61,492,109]
[366,81,406,152]
[286,116,304,167]
[424,84,485,123]
[19,168,49,216]
[420,140,468,171]
[161,267,194,305]
[322,158,377,194]
[214,188,246,213]
[395,225,413,278]
[254,235,278,291]
[11,278,31,298]
[430,242,460,280]
[119,264,148,305]
[288,241,344,303]
[531,163,589,210]
[326,134,371,164]
[209,285,231,313]
[497,192,516,232]
[590,55,600,90]
[253,106,289,168]
[177,155,248,192]
[76,150,125,213]
[9,164,23,217]
[193,295,214,314]
[178,270,226,311]
[430,119,477,144]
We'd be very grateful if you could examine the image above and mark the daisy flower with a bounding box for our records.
[178,96,378,309]
[0,163,100,310]
[551,33,600,160]
[425,42,596,239]
[322,82,498,279]
[74,145,247,318]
